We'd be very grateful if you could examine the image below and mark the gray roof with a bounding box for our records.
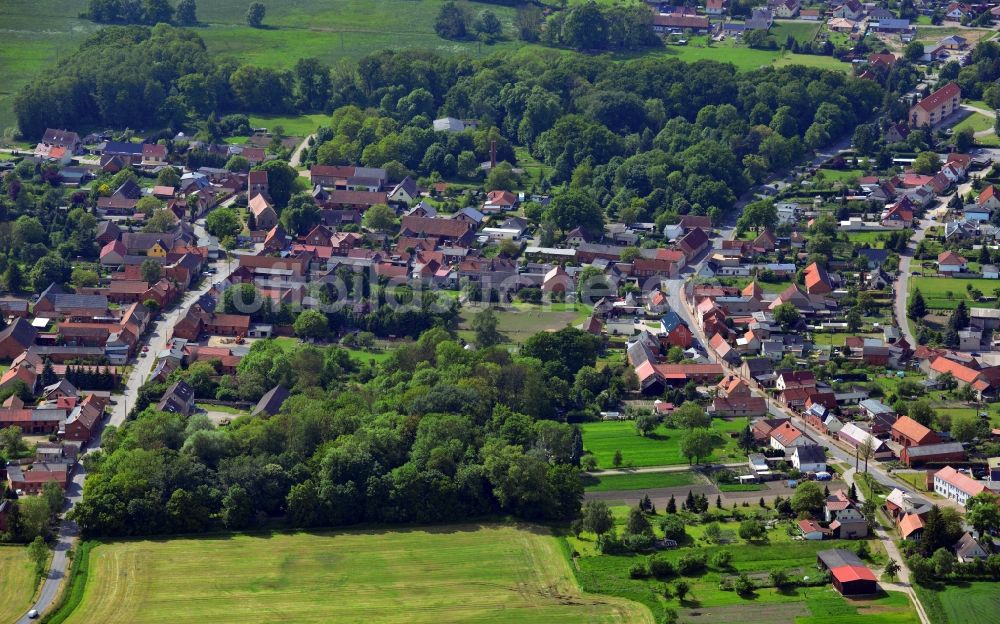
[860,398,895,415]
[817,549,864,569]
[0,318,38,349]
[252,385,290,417]
[907,442,965,457]
[794,444,826,464]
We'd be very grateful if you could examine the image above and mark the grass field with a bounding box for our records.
[60,525,649,624]
[917,582,1000,624]
[845,231,893,246]
[0,545,38,624]
[582,470,700,492]
[581,418,748,468]
[909,276,999,310]
[771,21,821,45]
[815,168,864,183]
[953,112,995,134]
[247,114,329,137]
[458,303,591,345]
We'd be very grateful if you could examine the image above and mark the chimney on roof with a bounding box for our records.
[490,140,496,168]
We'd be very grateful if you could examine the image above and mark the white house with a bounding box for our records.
[770,421,810,450]
[938,251,968,273]
[791,444,827,473]
[934,466,991,506]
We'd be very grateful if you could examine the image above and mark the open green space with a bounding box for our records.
[582,470,699,492]
[568,509,899,624]
[909,276,1000,310]
[195,402,247,416]
[917,581,1000,624]
[459,304,590,345]
[845,231,893,246]
[953,112,995,134]
[815,168,864,183]
[58,525,648,624]
[770,21,821,45]
[0,545,38,624]
[581,418,748,468]
[246,114,329,137]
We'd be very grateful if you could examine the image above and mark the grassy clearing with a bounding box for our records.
[894,471,931,493]
[0,545,37,624]
[845,230,894,246]
[953,112,995,134]
[815,168,864,183]
[770,21,821,45]
[935,581,1000,624]
[459,304,590,345]
[60,525,648,624]
[909,276,999,310]
[247,114,329,137]
[195,403,247,416]
[581,418,748,468]
[582,470,699,492]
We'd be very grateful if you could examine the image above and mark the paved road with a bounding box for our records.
[892,215,934,348]
[17,222,234,623]
[289,134,315,169]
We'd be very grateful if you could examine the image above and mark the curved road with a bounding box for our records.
[17,221,235,623]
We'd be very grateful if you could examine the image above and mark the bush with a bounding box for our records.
[711,550,733,570]
[597,534,626,555]
[649,557,676,579]
[677,552,707,576]
[622,532,655,551]
[659,514,687,541]
[734,573,756,596]
[629,562,650,579]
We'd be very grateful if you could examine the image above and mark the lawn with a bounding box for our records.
[953,112,995,134]
[582,470,700,492]
[59,525,648,624]
[909,276,999,310]
[458,304,590,345]
[815,168,864,183]
[770,20,821,45]
[246,114,329,137]
[0,545,38,624]
[845,231,893,246]
[581,418,748,468]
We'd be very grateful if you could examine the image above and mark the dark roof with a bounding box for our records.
[0,318,38,349]
[794,444,826,464]
[252,385,290,417]
[818,549,864,569]
[115,179,142,199]
[96,220,121,239]
[37,283,108,312]
[660,311,686,333]
[743,358,774,375]
[905,442,965,457]
[102,141,143,156]
[859,248,889,264]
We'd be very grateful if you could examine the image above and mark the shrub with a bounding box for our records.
[659,514,687,541]
[629,562,650,579]
[649,557,675,579]
[677,552,707,576]
[711,550,733,570]
[622,532,655,551]
[597,534,626,554]
[734,573,755,596]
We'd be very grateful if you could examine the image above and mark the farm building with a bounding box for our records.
[900,442,966,468]
[817,549,878,596]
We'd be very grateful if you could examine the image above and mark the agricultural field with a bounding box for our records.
[917,581,1000,624]
[58,525,648,624]
[582,470,701,492]
[581,418,748,468]
[909,276,1000,310]
[0,545,38,624]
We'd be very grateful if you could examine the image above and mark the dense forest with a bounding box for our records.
[70,327,636,536]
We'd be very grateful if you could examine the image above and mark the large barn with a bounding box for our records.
[817,549,878,596]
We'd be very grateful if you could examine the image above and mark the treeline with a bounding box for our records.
[86,0,197,26]
[542,1,660,51]
[70,327,631,537]
[13,26,331,138]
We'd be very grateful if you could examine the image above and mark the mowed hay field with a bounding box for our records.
[62,525,650,624]
[0,545,38,623]
[909,276,999,310]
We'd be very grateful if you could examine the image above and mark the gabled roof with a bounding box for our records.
[891,415,935,444]
[794,444,826,464]
[914,82,961,113]
[252,385,290,417]
[935,465,988,496]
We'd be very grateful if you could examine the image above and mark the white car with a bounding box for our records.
[28,609,39,619]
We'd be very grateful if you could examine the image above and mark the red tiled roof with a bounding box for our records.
[914,82,961,113]
[830,565,877,583]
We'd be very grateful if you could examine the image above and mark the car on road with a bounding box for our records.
[28,609,39,619]
[142,346,149,352]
